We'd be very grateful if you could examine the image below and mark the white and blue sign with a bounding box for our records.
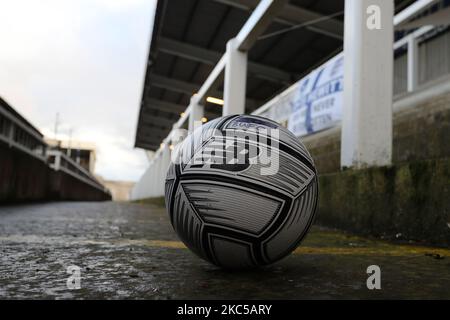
[287,53,344,136]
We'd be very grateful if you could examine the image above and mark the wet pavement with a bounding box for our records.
[0,201,449,299]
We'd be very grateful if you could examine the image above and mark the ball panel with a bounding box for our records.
[263,181,318,261]
[171,184,206,259]
[164,115,319,268]
[166,162,176,180]
[209,236,255,269]
[164,179,175,215]
[238,149,315,197]
[182,181,282,235]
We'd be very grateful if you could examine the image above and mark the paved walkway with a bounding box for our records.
[0,202,449,299]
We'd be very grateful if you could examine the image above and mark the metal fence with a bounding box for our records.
[0,104,47,161]
[47,150,109,193]
[0,102,108,196]
[394,27,450,95]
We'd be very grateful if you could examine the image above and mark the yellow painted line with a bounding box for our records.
[129,239,450,257]
[125,239,187,249]
[1,235,448,257]
[293,246,450,257]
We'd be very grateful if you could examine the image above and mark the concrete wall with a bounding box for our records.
[0,144,49,202]
[48,171,111,201]
[317,158,450,245]
[305,79,450,245]
[0,143,111,203]
[101,180,135,201]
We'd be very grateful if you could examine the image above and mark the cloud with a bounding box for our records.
[0,0,157,182]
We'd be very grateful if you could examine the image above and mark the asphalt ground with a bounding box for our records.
[0,201,449,299]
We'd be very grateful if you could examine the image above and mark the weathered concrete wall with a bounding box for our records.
[303,90,450,174]
[0,144,49,202]
[302,82,450,246]
[0,143,111,203]
[133,88,450,245]
[101,180,135,201]
[317,158,450,246]
[49,171,111,201]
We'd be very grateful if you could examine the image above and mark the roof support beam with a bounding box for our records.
[150,74,197,95]
[140,113,178,127]
[235,0,289,51]
[136,133,167,145]
[158,37,293,84]
[139,121,170,132]
[158,37,217,65]
[135,141,160,150]
[149,74,261,109]
[136,134,166,145]
[142,100,218,120]
[143,98,186,114]
[136,0,285,152]
[212,0,343,40]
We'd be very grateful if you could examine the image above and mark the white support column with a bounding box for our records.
[407,36,419,92]
[8,122,14,146]
[341,0,393,169]
[153,157,162,197]
[148,161,156,197]
[54,152,61,171]
[171,128,188,147]
[188,97,204,132]
[223,38,248,116]
[158,145,171,195]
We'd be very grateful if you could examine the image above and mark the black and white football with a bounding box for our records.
[165,115,318,268]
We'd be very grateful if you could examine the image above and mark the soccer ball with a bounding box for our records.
[165,115,318,268]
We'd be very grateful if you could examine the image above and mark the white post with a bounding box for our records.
[158,145,171,195]
[8,122,14,146]
[147,165,154,198]
[188,97,204,132]
[171,128,188,147]
[341,0,393,169]
[223,38,248,116]
[54,152,61,171]
[407,36,419,92]
[153,160,160,197]
[153,157,161,197]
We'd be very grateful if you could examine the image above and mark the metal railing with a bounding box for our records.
[0,104,47,161]
[255,8,450,117]
[47,150,110,194]
[1,102,109,196]
[394,25,450,95]
[131,0,448,200]
[1,102,109,195]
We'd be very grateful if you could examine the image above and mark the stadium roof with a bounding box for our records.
[135,0,416,151]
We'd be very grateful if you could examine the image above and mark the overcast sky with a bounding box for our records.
[0,0,157,182]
